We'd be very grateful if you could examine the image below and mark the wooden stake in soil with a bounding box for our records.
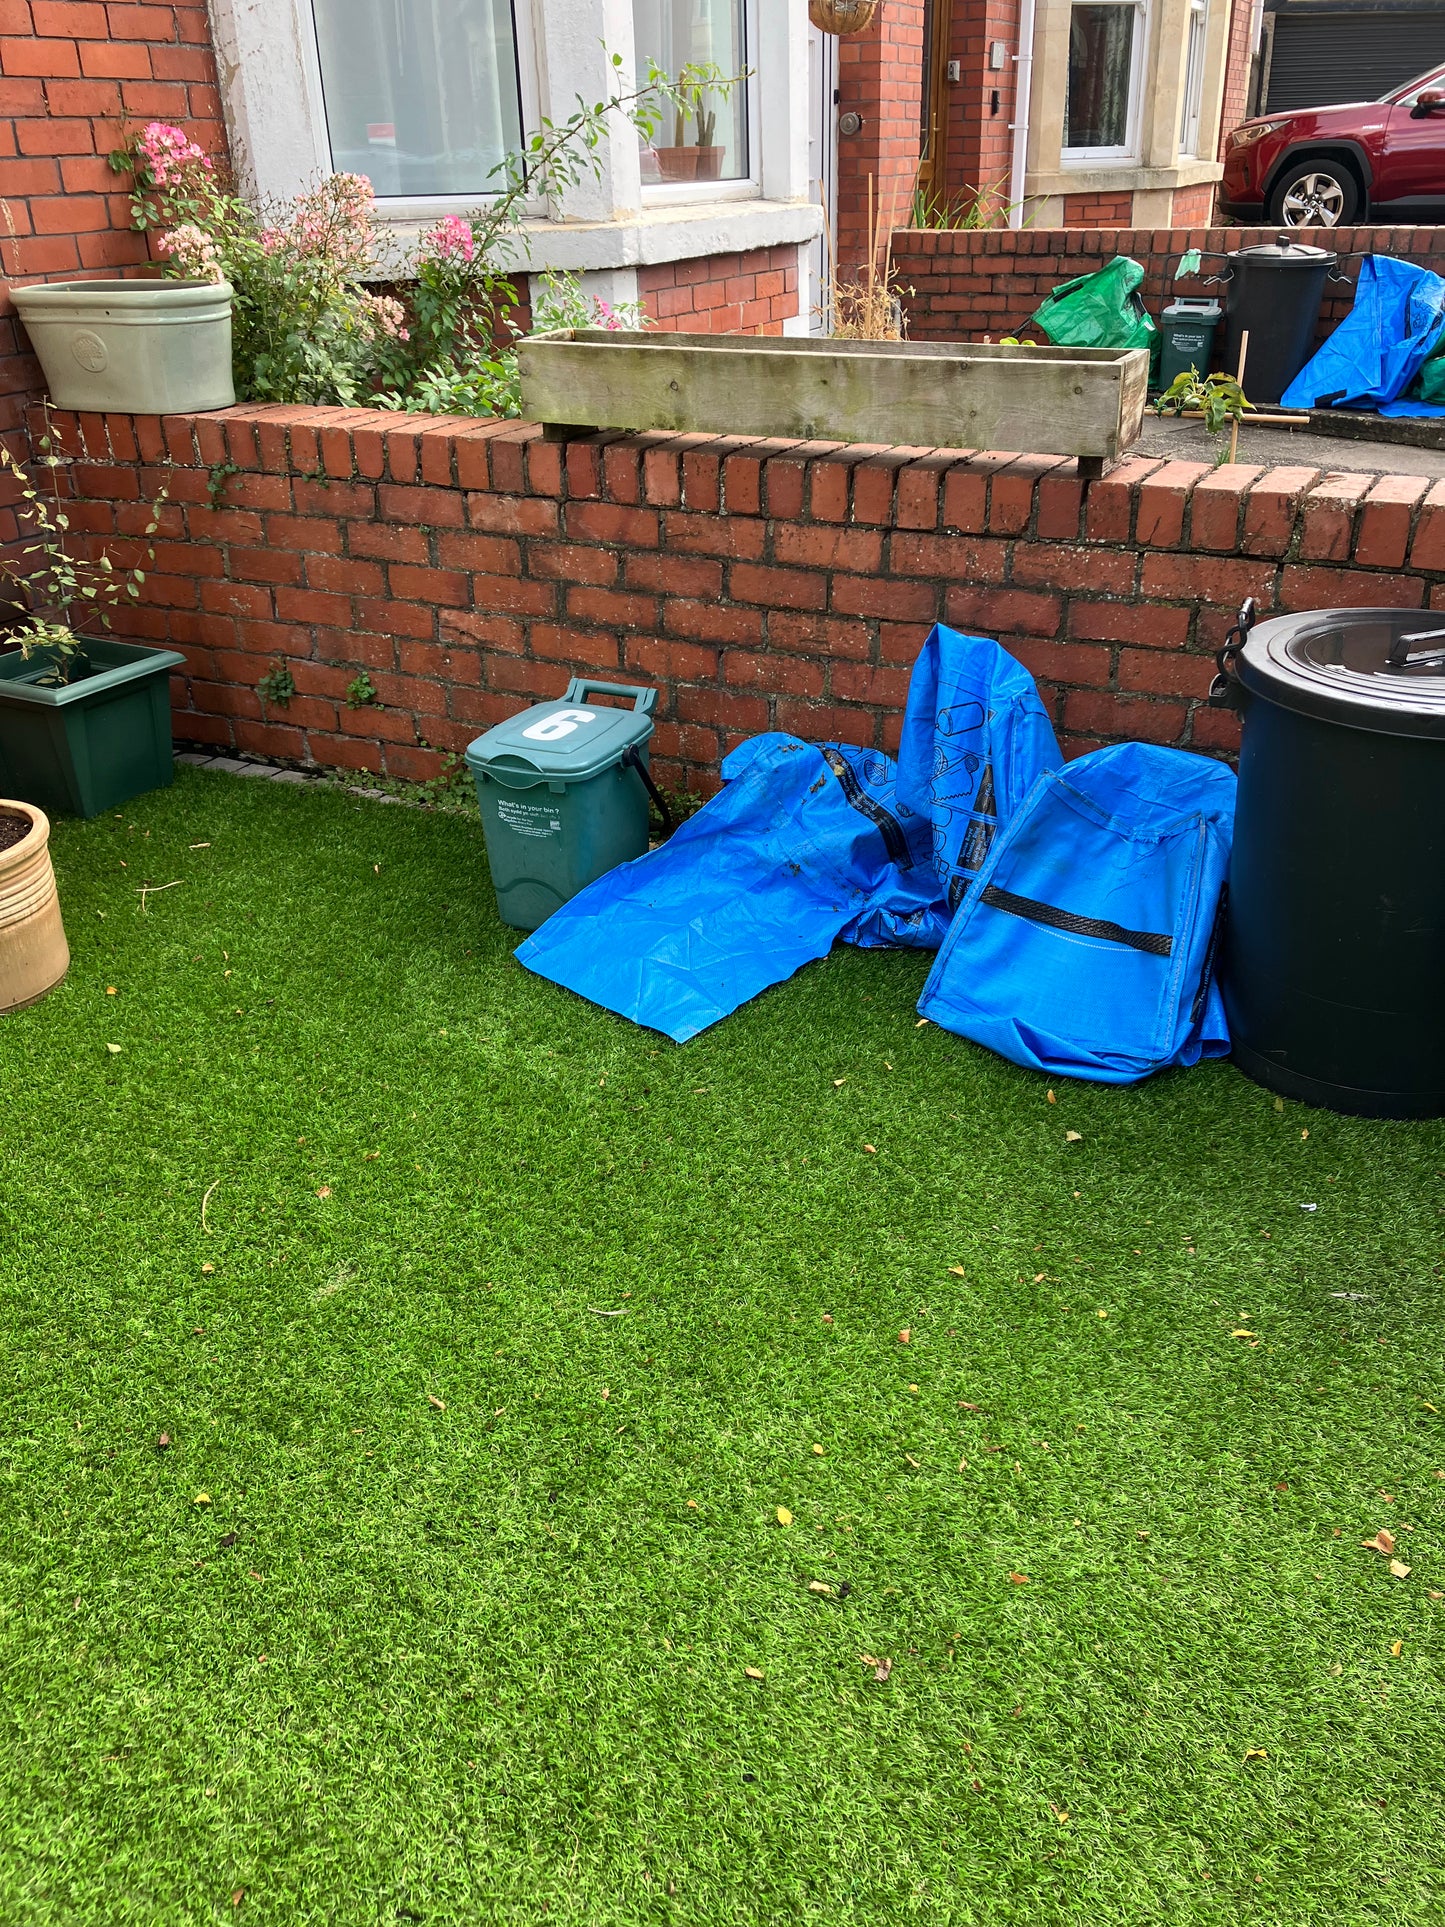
[1229,329,1249,465]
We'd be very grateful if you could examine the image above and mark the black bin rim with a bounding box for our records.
[1227,240,1336,268]
[1237,606,1445,740]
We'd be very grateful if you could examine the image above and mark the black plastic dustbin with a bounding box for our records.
[1214,600,1445,1118]
[1219,241,1338,404]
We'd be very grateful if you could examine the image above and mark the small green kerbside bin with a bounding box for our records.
[466,678,664,931]
[1157,296,1222,392]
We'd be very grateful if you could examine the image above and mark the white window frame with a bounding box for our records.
[637,0,763,208]
[292,0,545,224]
[1060,0,1149,166]
[1178,0,1209,158]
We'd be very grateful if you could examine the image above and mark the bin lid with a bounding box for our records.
[465,692,655,784]
[1229,241,1334,268]
[1163,298,1221,319]
[1238,608,1445,739]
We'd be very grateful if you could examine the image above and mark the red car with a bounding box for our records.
[1221,61,1445,226]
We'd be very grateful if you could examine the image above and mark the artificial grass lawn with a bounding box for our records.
[1,767,1443,1927]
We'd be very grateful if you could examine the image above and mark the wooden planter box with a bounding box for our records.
[518,330,1149,476]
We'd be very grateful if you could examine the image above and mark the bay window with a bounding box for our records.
[1178,0,1209,157]
[1064,0,1145,158]
[633,0,751,188]
[310,0,525,199]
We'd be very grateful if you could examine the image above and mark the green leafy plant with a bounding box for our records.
[0,433,164,686]
[1155,365,1253,445]
[115,59,739,418]
[909,176,1027,231]
[206,459,240,507]
[345,670,378,709]
[257,660,295,706]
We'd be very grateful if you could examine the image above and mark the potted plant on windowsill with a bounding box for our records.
[0,798,69,1012]
[0,440,183,819]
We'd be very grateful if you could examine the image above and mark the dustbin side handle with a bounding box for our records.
[564,677,658,715]
[1209,596,1258,708]
[622,742,675,837]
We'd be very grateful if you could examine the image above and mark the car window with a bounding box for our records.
[1382,63,1445,105]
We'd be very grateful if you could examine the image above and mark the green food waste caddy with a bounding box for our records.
[466,678,663,931]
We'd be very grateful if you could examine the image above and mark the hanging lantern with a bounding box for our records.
[809,0,881,34]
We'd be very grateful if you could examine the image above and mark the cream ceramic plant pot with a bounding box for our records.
[0,799,68,1013]
[11,277,235,414]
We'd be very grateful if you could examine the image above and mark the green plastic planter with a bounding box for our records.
[0,638,185,818]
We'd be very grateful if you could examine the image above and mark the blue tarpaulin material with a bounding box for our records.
[917,743,1236,1083]
[515,624,1060,1042]
[1282,255,1445,412]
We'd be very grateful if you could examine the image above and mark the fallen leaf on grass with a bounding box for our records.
[833,1078,845,1088]
[155,1433,170,1451]
[1065,1130,1083,1143]
[1049,1803,1070,1823]
[948,1265,967,1278]
[218,1530,238,1549]
[1390,1559,1412,1578]
[1231,1329,1256,1339]
[776,1507,793,1527]
[1362,1530,1397,1556]
[686,1500,698,1509]
[105,986,117,996]
[1429,1589,1444,1601]
[105,1044,122,1056]
[427,1395,446,1412]
[1008,1572,1031,1585]
[1047,1090,1056,1104]
[315,1186,331,1200]
[898,1328,911,1344]
[201,1262,214,1276]
[811,1444,824,1456]
[193,1493,211,1507]
[1243,1749,1268,1763]
[1391,1640,1404,1657]
[232,1893,244,1909]
[1421,1401,1438,1413]
[870,1657,893,1682]
[807,1581,833,1596]
[743,1668,764,1681]
[958,1401,982,1411]
[863,1144,877,1155]
[905,1454,921,1469]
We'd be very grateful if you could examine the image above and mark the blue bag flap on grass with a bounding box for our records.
[917,742,1236,1083]
[515,734,940,1043]
[894,624,1063,913]
[1282,255,1445,411]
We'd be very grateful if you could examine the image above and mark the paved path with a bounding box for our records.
[1132,412,1445,479]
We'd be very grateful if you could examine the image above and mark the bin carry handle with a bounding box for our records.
[622,742,675,838]
[1386,626,1445,670]
[563,677,658,715]
[1209,596,1258,707]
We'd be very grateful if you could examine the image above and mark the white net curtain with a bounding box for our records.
[633,0,749,182]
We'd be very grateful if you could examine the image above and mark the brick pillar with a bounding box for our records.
[834,0,927,277]
[944,0,1023,206]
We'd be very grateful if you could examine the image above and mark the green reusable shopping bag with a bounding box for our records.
[1030,255,1158,355]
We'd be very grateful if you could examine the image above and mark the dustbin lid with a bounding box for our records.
[1229,241,1334,267]
[466,694,655,783]
[1238,608,1445,739]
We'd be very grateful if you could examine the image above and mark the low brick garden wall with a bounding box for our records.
[46,404,1445,793]
[893,226,1445,359]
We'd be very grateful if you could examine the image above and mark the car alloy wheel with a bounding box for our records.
[1280,171,1347,226]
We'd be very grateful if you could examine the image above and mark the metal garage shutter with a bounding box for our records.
[1265,12,1445,110]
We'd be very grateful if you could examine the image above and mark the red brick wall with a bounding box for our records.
[0,2,223,453]
[895,224,1445,352]
[836,0,927,275]
[1218,0,1259,155]
[1169,183,1217,225]
[1061,192,1134,228]
[42,404,1445,790]
[943,0,1020,200]
[639,246,800,335]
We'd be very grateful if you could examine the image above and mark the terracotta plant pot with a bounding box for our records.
[694,145,727,181]
[654,146,700,181]
[808,0,880,31]
[0,798,68,1013]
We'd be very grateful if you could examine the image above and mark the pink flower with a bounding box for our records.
[137,121,211,186]
[360,291,409,342]
[156,222,223,283]
[424,214,476,265]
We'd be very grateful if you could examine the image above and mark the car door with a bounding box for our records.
[1376,72,1445,207]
